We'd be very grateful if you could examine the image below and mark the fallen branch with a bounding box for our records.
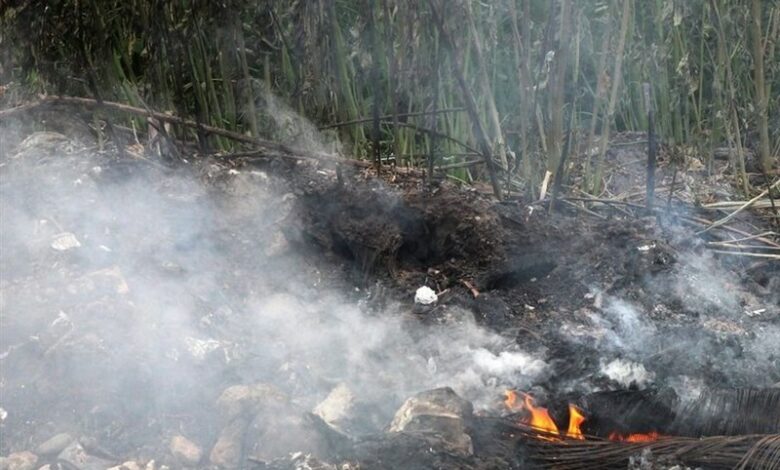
[699,179,780,234]
[701,200,779,210]
[0,96,369,167]
[460,279,480,298]
[317,107,465,130]
[708,250,780,260]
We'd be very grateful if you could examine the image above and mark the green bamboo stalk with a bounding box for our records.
[465,0,508,171]
[750,0,773,173]
[592,0,632,194]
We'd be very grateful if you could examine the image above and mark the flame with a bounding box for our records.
[608,431,662,442]
[504,389,519,410]
[504,390,664,443]
[504,391,561,436]
[566,404,586,440]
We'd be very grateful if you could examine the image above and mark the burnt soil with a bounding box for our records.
[1,126,778,469]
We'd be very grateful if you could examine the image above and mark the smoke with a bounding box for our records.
[563,238,780,395]
[0,115,544,457]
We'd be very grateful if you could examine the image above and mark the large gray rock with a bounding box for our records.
[57,441,115,470]
[35,432,73,456]
[209,418,249,469]
[389,387,474,456]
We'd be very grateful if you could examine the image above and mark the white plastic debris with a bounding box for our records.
[414,286,438,305]
[0,406,7,421]
[51,232,81,251]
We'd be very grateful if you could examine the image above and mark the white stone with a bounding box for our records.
[169,435,202,466]
[313,384,355,430]
[3,451,37,470]
[51,232,81,251]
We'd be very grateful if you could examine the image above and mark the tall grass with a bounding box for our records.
[1,0,777,195]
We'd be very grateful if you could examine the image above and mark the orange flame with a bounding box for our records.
[504,391,562,437]
[566,404,586,440]
[504,390,665,443]
[608,431,662,442]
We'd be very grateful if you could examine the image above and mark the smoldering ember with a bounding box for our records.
[0,2,779,470]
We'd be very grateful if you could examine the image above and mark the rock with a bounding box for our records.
[107,462,143,470]
[263,230,289,257]
[50,232,81,251]
[169,435,202,466]
[414,286,438,305]
[210,418,249,469]
[57,441,115,470]
[13,132,71,158]
[2,451,38,470]
[389,387,474,456]
[313,383,355,431]
[216,383,287,421]
[107,461,165,470]
[35,433,73,456]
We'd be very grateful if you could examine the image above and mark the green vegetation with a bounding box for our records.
[1,0,777,197]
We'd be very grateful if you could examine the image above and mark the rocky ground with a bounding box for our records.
[0,115,778,469]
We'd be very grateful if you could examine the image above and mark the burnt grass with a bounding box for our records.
[0,135,778,468]
[287,159,778,388]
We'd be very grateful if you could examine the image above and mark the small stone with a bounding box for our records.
[313,383,355,431]
[169,435,202,466]
[35,433,73,456]
[51,232,81,251]
[58,441,113,470]
[216,383,287,421]
[3,451,38,470]
[210,419,249,469]
[107,462,143,470]
[390,387,474,456]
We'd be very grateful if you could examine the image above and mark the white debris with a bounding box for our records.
[637,243,656,252]
[51,232,81,251]
[184,337,223,361]
[601,358,655,387]
[414,286,438,305]
[746,308,766,317]
[0,407,7,421]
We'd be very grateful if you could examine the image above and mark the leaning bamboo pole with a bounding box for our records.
[427,0,503,200]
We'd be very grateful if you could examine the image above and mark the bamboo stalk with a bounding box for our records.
[427,0,503,200]
[750,0,773,174]
[591,0,632,194]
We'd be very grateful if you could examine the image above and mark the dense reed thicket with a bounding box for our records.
[1,0,777,196]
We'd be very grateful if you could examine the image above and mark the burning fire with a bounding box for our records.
[608,431,661,442]
[504,390,661,442]
[504,390,584,439]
